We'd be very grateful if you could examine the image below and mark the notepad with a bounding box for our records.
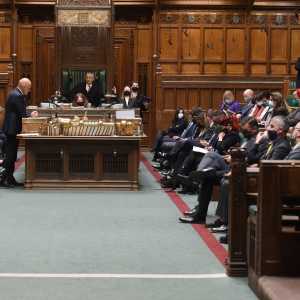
[116,109,135,119]
[192,146,209,154]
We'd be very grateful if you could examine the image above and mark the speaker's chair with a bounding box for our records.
[62,69,106,99]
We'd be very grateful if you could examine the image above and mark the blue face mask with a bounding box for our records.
[225,99,233,104]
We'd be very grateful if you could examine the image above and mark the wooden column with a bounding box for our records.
[226,148,248,277]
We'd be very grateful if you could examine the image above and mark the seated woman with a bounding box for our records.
[152,108,188,161]
[72,93,89,107]
[220,90,240,114]
[269,92,289,119]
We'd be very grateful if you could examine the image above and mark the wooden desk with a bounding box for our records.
[19,135,142,190]
[26,107,140,119]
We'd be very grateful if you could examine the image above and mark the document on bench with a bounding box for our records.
[115,109,135,119]
[192,146,209,154]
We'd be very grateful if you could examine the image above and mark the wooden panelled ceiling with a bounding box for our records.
[6,0,300,6]
[14,0,56,4]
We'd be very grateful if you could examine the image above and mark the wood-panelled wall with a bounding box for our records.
[158,11,300,77]
[17,25,56,105]
[0,8,12,107]
[114,21,153,145]
[156,77,285,130]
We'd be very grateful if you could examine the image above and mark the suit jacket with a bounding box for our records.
[121,97,136,109]
[3,88,27,136]
[287,108,300,127]
[248,137,291,163]
[214,131,240,155]
[285,145,300,160]
[262,137,291,160]
[131,94,145,110]
[180,122,199,139]
[71,81,103,107]
[240,102,255,119]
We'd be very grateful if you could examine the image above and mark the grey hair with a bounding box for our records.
[272,115,289,132]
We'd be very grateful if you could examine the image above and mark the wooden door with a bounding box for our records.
[34,27,56,105]
[113,34,134,94]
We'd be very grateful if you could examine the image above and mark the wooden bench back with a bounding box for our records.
[227,148,259,276]
[257,160,300,276]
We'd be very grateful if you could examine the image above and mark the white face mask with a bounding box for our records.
[268,100,274,107]
[178,113,184,119]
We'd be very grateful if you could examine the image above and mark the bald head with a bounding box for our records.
[18,78,32,96]
[243,89,254,103]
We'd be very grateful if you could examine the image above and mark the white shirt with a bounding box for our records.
[86,84,92,92]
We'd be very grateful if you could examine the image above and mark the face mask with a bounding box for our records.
[267,130,278,141]
[77,101,84,106]
[124,92,130,96]
[132,88,138,92]
[268,100,274,107]
[178,113,184,119]
[225,99,233,104]
[241,129,253,139]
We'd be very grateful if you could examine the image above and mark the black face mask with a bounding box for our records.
[223,127,229,134]
[124,92,130,96]
[267,130,278,141]
[241,129,253,139]
[132,88,138,92]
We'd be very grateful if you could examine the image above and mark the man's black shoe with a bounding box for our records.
[219,235,228,244]
[183,207,198,216]
[179,216,205,224]
[7,177,24,187]
[210,225,227,233]
[189,168,217,183]
[0,181,15,188]
[205,218,224,228]
[11,181,24,187]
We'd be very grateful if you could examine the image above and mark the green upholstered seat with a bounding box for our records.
[62,69,106,98]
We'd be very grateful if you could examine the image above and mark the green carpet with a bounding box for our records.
[0,153,257,300]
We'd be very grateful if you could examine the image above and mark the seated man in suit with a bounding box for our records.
[1,78,38,187]
[179,116,291,225]
[285,121,300,160]
[71,72,103,107]
[238,89,255,120]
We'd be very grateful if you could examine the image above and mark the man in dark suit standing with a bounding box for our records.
[71,72,103,107]
[1,78,37,187]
